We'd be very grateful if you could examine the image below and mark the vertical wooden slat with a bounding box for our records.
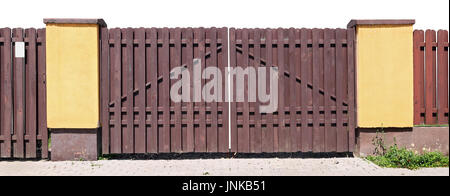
[240,29,250,153]
[172,28,182,153]
[135,28,146,153]
[100,27,110,154]
[13,28,25,158]
[25,28,37,158]
[272,30,279,152]
[185,28,195,152]
[277,28,288,152]
[160,28,171,153]
[123,28,134,153]
[37,29,48,158]
[312,29,323,152]
[234,29,242,152]
[219,27,229,153]
[262,29,274,153]
[342,30,349,152]
[147,28,158,153]
[425,30,437,125]
[252,29,262,153]
[294,29,302,152]
[324,29,336,152]
[229,28,238,152]
[300,29,312,152]
[180,28,187,152]
[195,28,206,152]
[207,28,218,152]
[335,29,346,152]
[437,30,448,125]
[1,28,12,158]
[413,30,425,125]
[248,29,255,153]
[347,27,356,152]
[288,28,297,152]
[110,28,122,154]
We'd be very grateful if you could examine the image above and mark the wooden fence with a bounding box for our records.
[229,28,356,153]
[101,28,229,154]
[0,28,47,159]
[413,30,449,125]
[0,25,447,159]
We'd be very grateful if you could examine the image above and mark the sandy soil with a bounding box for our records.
[0,158,448,176]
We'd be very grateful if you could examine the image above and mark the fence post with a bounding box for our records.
[44,18,107,161]
[349,20,416,156]
[348,20,415,128]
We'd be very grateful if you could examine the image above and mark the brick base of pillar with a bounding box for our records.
[50,129,100,161]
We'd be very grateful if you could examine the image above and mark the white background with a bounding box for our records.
[0,0,448,30]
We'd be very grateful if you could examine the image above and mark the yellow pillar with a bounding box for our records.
[45,19,106,129]
[349,20,415,128]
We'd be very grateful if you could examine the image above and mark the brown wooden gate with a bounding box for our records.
[100,28,230,154]
[101,27,356,154]
[0,28,48,159]
[229,28,356,153]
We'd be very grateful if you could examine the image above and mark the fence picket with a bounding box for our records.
[172,28,182,153]
[147,28,158,153]
[101,27,110,154]
[160,28,170,153]
[25,28,37,158]
[37,28,48,158]
[219,27,229,153]
[312,29,323,152]
[413,30,425,125]
[252,29,262,153]
[437,30,448,125]
[13,28,25,158]
[184,28,195,152]
[135,28,146,153]
[425,30,437,125]
[324,29,336,152]
[335,29,346,152]
[110,28,122,154]
[262,29,274,153]
[288,28,297,152]
[1,28,12,158]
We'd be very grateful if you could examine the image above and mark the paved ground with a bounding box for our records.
[0,158,448,176]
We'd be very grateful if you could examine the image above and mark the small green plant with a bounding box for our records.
[90,162,102,167]
[366,145,449,170]
[367,128,449,170]
[98,156,109,160]
[48,133,51,150]
[371,128,387,156]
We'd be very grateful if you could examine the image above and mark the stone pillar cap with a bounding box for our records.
[347,19,415,28]
[44,18,107,27]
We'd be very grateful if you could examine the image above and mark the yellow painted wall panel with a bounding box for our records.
[357,25,414,128]
[46,24,100,128]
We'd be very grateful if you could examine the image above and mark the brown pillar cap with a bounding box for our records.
[347,19,415,28]
[44,18,107,27]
